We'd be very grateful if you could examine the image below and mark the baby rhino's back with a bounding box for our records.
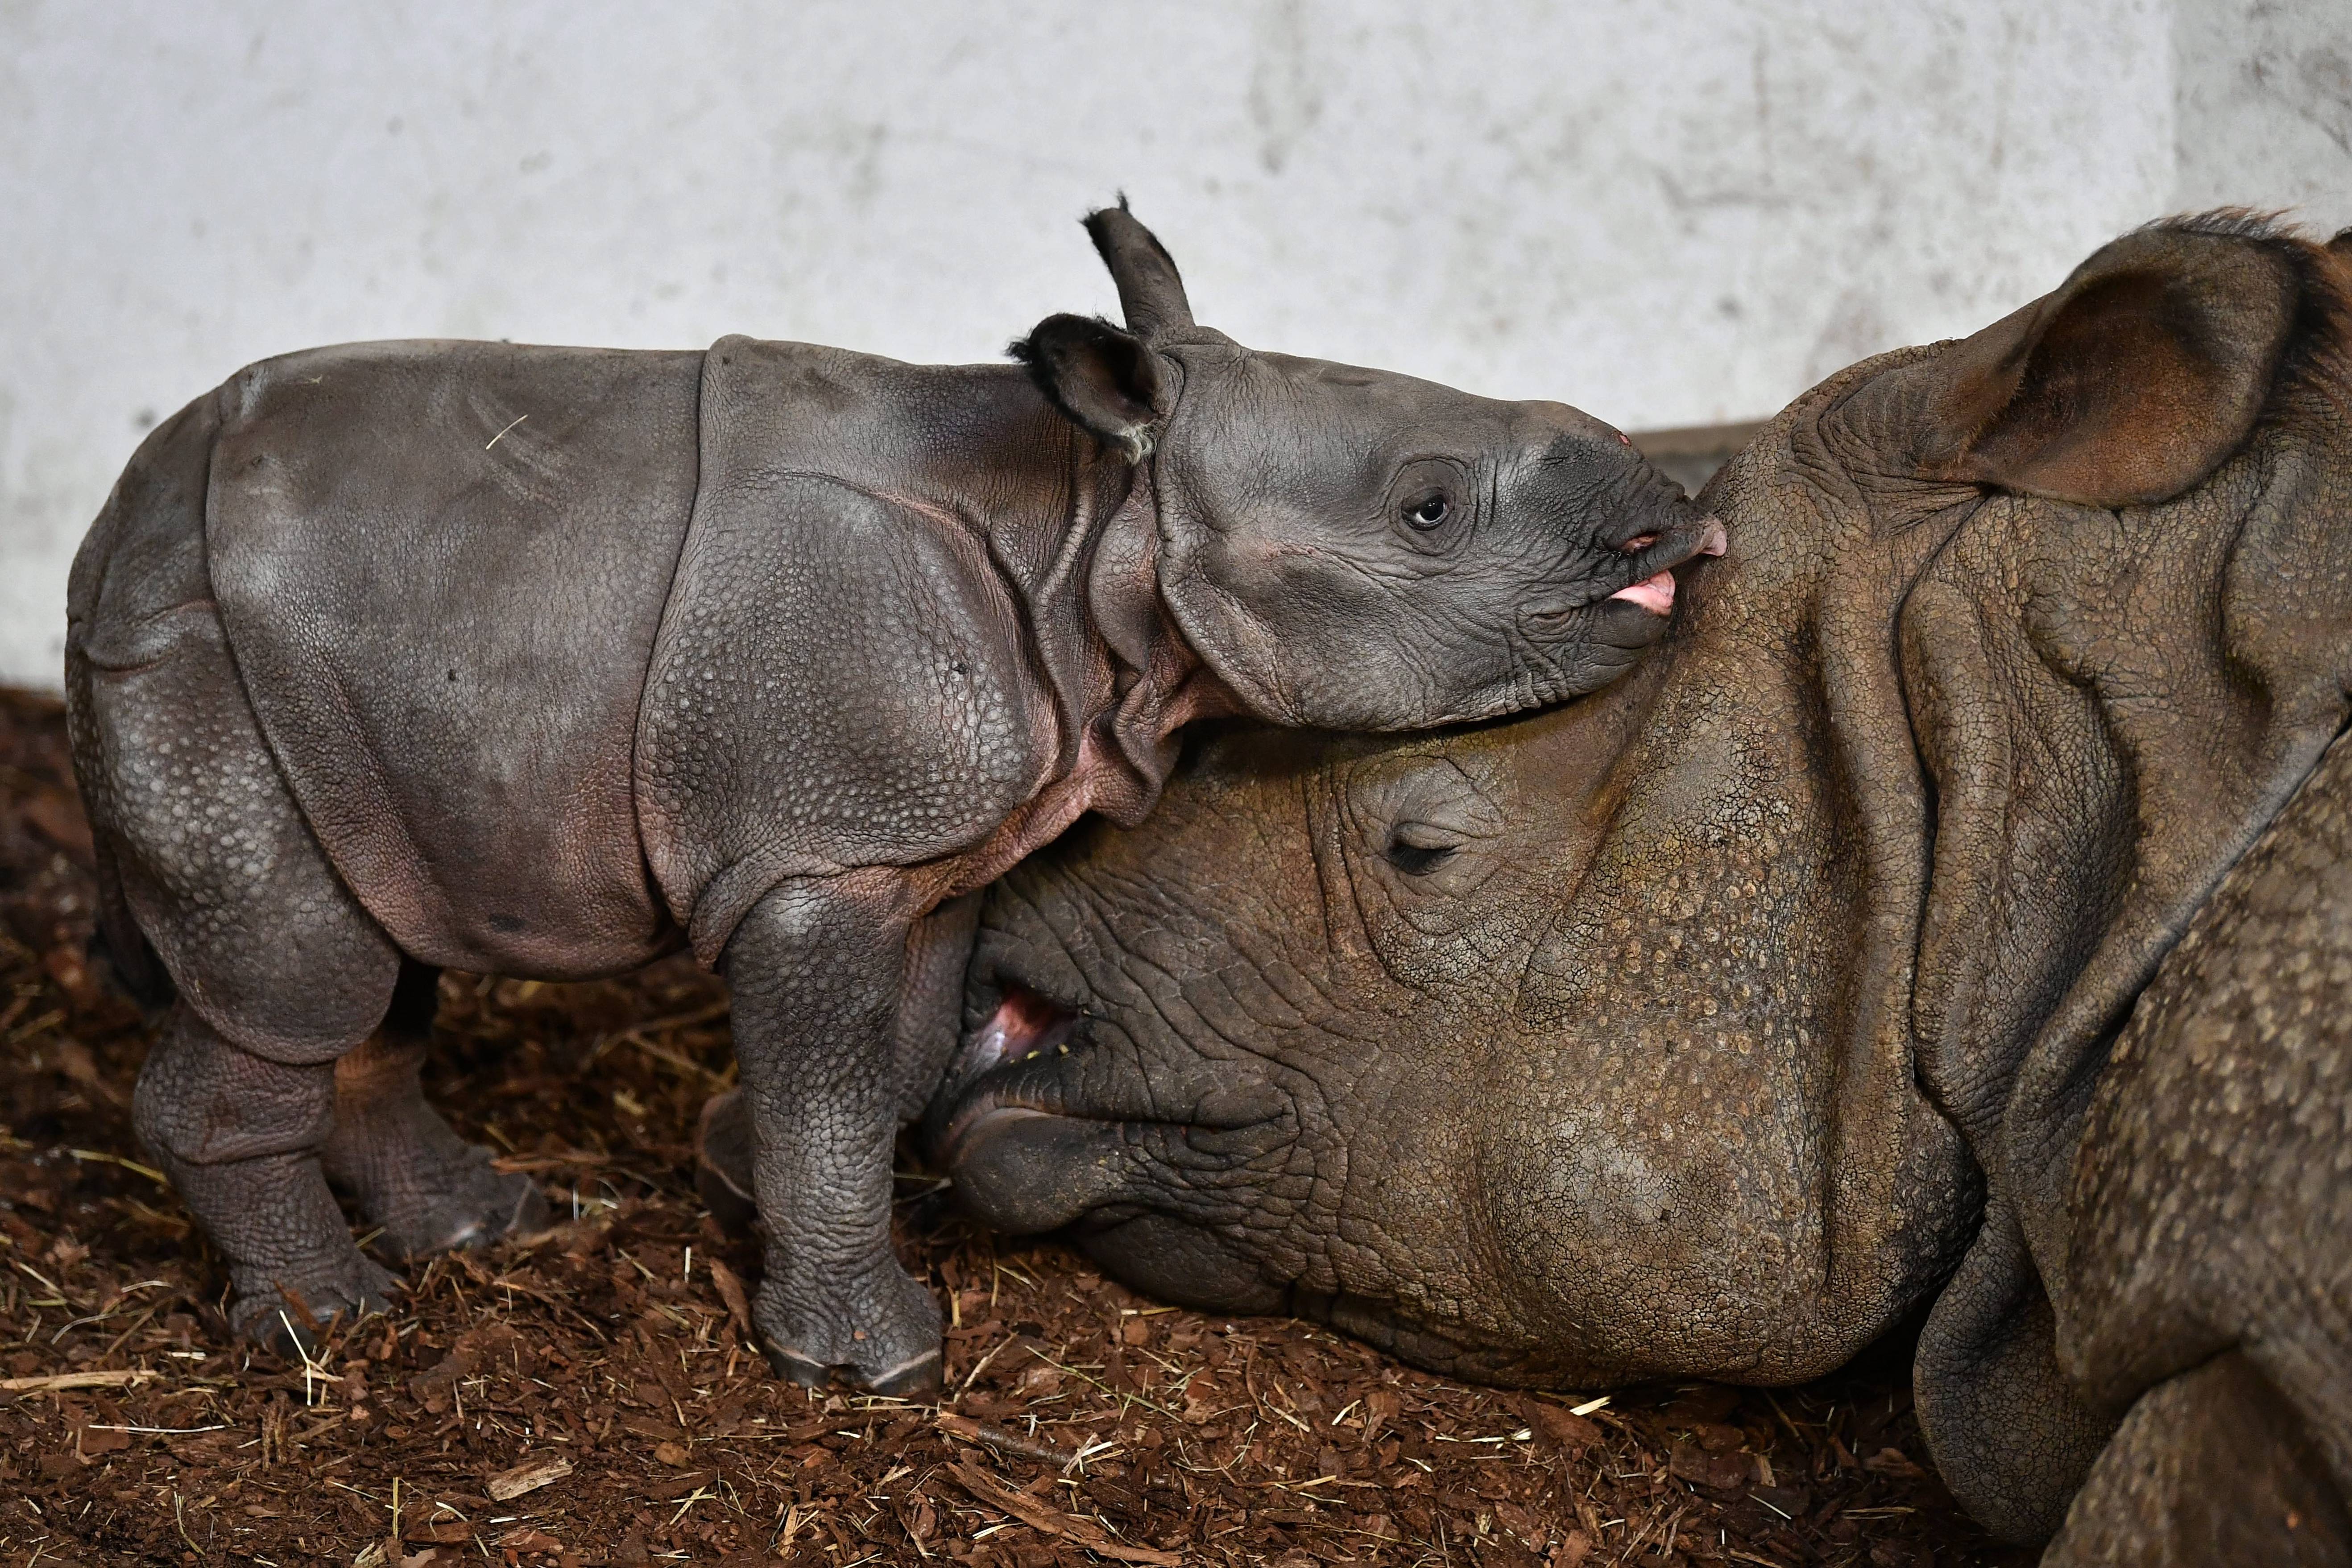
[206,339,703,975]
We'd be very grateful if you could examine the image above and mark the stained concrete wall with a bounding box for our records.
[2,0,2345,687]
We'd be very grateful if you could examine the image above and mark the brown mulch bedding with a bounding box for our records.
[0,687,2025,1568]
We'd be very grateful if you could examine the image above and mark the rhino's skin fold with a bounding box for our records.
[63,205,1711,1397]
[927,215,2352,1556]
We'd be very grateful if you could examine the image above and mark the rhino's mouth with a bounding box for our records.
[932,985,1286,1161]
[927,981,1296,1238]
[928,985,1084,1168]
[1599,514,1729,617]
[935,992,1545,1377]
[931,982,1549,1380]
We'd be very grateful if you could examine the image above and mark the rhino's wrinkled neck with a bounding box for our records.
[980,430,1239,833]
[1071,462,1242,826]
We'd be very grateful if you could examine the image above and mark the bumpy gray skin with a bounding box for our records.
[64,207,1714,1393]
[918,216,2352,1551]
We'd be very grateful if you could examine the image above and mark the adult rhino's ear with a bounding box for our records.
[1010,314,1169,463]
[1909,221,2304,507]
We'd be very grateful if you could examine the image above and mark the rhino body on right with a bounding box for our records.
[905,216,2352,1560]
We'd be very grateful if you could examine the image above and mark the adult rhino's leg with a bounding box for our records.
[2043,1353,2352,1566]
[321,959,548,1258]
[78,594,404,1354]
[723,874,941,1394]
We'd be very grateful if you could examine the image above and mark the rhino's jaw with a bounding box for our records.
[934,984,1294,1218]
[933,984,1295,1309]
[932,980,1562,1381]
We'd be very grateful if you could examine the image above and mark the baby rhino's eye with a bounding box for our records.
[1388,458,1471,543]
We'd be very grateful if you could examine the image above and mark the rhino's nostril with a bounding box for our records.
[1617,532,1660,554]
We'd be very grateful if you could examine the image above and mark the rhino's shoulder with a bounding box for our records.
[2062,726,2352,1470]
[634,343,1060,963]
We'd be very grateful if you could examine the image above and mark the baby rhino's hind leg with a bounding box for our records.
[80,581,408,1353]
[322,960,549,1258]
[135,1008,400,1349]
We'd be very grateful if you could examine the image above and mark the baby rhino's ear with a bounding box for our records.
[1011,314,1169,463]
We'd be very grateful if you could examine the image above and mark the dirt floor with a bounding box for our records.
[0,687,2026,1568]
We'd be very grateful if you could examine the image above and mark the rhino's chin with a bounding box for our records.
[942,1105,1121,1233]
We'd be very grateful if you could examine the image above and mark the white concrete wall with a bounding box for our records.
[2175,0,2352,218]
[3,0,2345,687]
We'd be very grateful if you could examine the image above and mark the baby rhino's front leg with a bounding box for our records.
[725,875,941,1394]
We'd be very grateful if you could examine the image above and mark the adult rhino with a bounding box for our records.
[927,215,2352,1559]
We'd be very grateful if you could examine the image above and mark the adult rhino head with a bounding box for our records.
[936,215,2352,1554]
[1016,204,1725,728]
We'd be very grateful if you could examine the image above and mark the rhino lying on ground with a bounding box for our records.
[65,206,1721,1393]
[908,215,2352,1556]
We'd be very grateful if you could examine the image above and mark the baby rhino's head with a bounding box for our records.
[1016,206,1723,730]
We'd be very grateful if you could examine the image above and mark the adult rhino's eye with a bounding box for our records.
[1403,492,1452,530]
[1387,825,1460,875]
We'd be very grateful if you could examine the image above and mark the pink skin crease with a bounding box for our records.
[1607,516,1728,615]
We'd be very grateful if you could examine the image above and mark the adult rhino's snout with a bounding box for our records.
[929,974,1300,1242]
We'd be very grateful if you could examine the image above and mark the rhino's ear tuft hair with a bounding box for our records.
[1083,202,1196,339]
[1910,218,2308,507]
[1010,313,1168,464]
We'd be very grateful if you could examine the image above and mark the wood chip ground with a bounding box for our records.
[0,689,2026,1567]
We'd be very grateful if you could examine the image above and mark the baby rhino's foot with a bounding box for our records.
[354,1143,549,1261]
[757,1256,943,1398]
[231,1254,402,1359]
[323,1040,550,1260]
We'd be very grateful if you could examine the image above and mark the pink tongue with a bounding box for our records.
[1609,570,1677,615]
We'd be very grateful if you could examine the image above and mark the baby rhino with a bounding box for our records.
[66,206,1719,1392]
